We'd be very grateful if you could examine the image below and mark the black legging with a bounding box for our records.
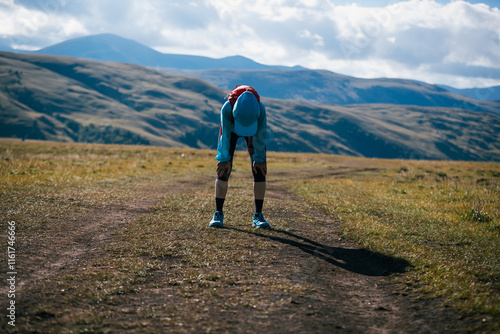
[217,131,266,182]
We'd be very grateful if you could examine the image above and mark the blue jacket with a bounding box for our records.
[215,100,267,163]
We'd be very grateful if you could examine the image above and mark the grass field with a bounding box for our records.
[0,138,499,333]
[291,159,500,316]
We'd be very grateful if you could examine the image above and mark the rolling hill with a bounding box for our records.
[1,51,499,161]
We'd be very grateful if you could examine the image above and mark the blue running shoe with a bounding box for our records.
[209,211,224,228]
[252,212,270,229]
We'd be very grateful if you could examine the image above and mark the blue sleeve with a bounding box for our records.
[215,101,233,162]
[252,102,267,163]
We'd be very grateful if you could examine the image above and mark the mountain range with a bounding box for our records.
[1,51,499,161]
[165,68,500,114]
[31,33,301,71]
[17,34,498,114]
[438,84,500,101]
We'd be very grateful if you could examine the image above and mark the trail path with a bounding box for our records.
[2,173,483,333]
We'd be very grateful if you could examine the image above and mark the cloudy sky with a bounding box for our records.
[1,0,499,88]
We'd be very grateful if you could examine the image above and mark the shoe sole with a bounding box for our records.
[209,222,223,228]
[253,223,270,229]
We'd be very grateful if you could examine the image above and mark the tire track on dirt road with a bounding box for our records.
[12,177,208,292]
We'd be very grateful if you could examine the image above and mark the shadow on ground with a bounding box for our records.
[227,227,412,276]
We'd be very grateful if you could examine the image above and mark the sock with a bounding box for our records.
[215,179,228,213]
[254,181,266,214]
[216,198,225,213]
[255,199,264,213]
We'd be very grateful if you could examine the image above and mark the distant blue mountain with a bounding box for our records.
[33,33,300,70]
[438,85,500,101]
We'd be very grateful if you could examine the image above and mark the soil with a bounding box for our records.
[1,174,489,333]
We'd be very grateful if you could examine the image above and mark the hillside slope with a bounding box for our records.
[1,51,499,161]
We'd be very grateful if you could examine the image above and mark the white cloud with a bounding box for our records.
[1,0,89,49]
[1,0,500,88]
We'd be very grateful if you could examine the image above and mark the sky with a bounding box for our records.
[1,0,499,89]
